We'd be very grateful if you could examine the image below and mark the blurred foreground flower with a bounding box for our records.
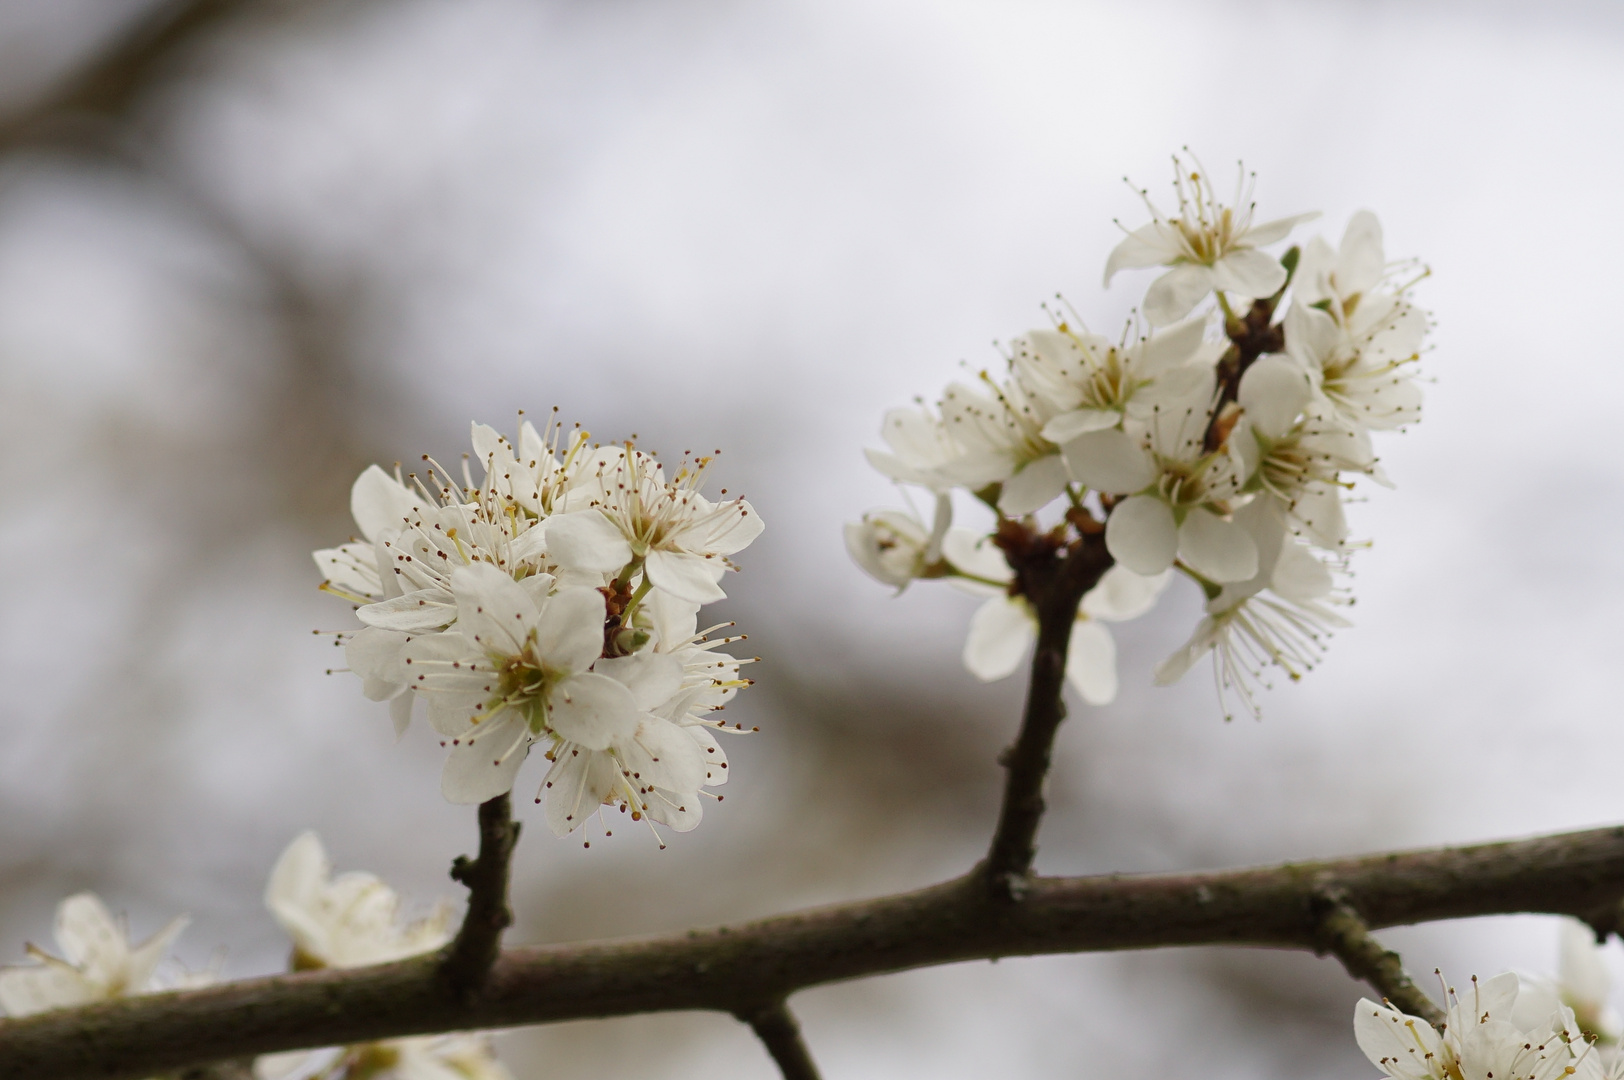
[0,893,197,1016]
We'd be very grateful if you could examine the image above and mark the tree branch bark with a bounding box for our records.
[1314,889,1445,1026]
[739,1001,822,1080]
[982,527,1112,897]
[5,823,1623,1079]
[440,793,521,999]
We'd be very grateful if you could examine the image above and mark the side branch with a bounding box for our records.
[6,824,1624,1079]
[441,793,521,997]
[983,527,1112,896]
[1314,890,1444,1027]
[739,1001,822,1080]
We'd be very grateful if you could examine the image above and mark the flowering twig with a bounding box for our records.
[440,793,521,998]
[1313,889,1445,1027]
[10,823,1617,1078]
[982,524,1114,899]
[738,1000,822,1080]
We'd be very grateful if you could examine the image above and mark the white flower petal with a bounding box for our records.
[1237,355,1312,440]
[1177,509,1259,583]
[1353,998,1442,1079]
[1065,620,1117,705]
[1241,211,1318,248]
[54,894,126,974]
[544,511,634,573]
[619,717,708,796]
[1210,247,1288,299]
[1081,565,1172,622]
[1104,495,1178,576]
[450,564,538,656]
[996,454,1069,517]
[1270,541,1333,603]
[0,957,98,1016]
[547,672,640,751]
[1041,408,1121,444]
[532,587,608,673]
[440,719,531,804]
[123,915,189,995]
[349,465,420,544]
[645,549,728,604]
[1103,223,1180,283]
[344,627,409,702]
[1336,210,1385,296]
[595,651,684,712]
[1061,428,1156,495]
[941,529,1012,583]
[1133,316,1208,378]
[542,749,619,836]
[962,596,1034,682]
[357,590,457,633]
[1143,263,1215,326]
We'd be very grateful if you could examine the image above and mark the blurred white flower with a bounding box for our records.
[1514,919,1623,1047]
[1356,972,1594,1080]
[260,836,507,1080]
[265,832,452,970]
[0,893,191,1017]
[1104,156,1315,325]
[844,495,952,591]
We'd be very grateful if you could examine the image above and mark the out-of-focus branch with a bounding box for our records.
[4,823,1624,1080]
[982,524,1113,898]
[441,794,521,999]
[739,1001,822,1080]
[1314,890,1445,1027]
[0,0,250,148]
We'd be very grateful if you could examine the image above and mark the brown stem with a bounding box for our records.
[440,793,521,999]
[982,529,1113,898]
[1314,890,1445,1027]
[739,1001,822,1080]
[9,824,1622,1079]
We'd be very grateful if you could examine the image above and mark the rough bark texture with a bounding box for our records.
[4,824,1623,1079]
[440,793,521,999]
[1314,890,1446,1026]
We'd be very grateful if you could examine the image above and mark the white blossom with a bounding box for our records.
[0,893,192,1017]
[259,836,508,1080]
[264,832,452,970]
[551,445,763,604]
[844,495,952,591]
[1356,973,1593,1080]
[1514,919,1623,1046]
[1105,156,1316,325]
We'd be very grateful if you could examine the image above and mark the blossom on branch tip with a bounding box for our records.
[0,893,195,1017]
[1105,155,1316,325]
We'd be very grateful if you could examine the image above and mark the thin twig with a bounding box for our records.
[1314,889,1445,1027]
[440,793,521,998]
[983,528,1112,897]
[740,1001,822,1080]
[5,824,1622,1079]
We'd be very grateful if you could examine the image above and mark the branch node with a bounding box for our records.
[439,793,521,1000]
[1314,887,1445,1028]
[738,999,822,1080]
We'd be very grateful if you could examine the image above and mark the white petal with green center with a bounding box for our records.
[547,672,640,750]
[962,596,1033,682]
[1177,508,1258,583]
[1104,495,1178,575]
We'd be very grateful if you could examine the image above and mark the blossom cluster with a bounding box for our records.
[849,156,1427,716]
[315,416,762,842]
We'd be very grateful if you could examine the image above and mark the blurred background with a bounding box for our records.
[1,0,1622,1076]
